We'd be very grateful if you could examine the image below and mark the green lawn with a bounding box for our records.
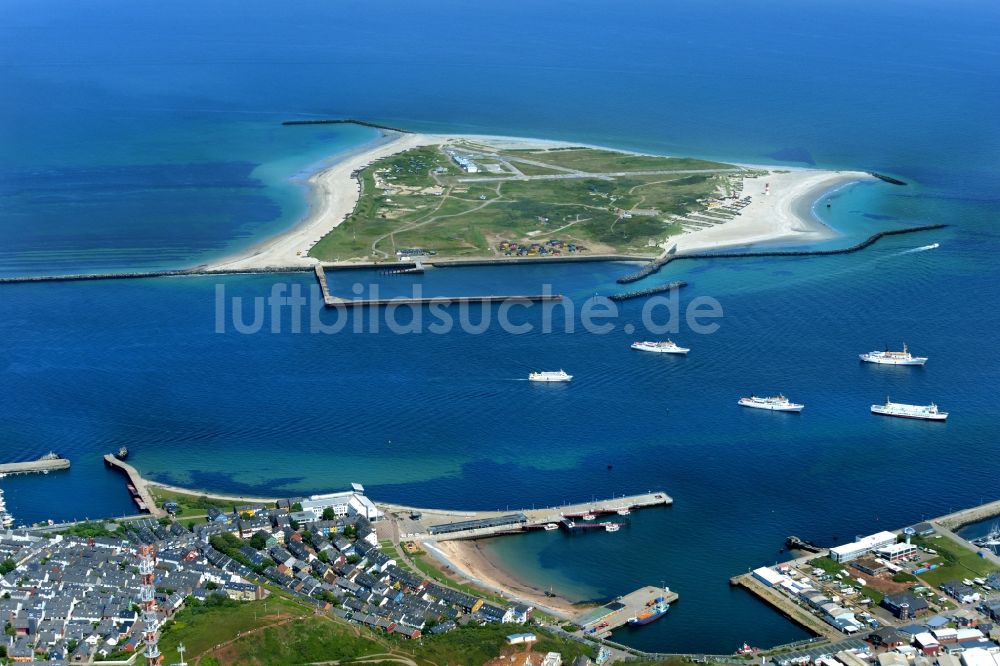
[913,535,999,587]
[159,595,312,662]
[148,487,235,520]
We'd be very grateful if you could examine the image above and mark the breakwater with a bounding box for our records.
[0,453,70,476]
[281,118,413,134]
[0,266,312,284]
[103,454,165,518]
[870,172,907,186]
[616,224,947,284]
[608,280,686,302]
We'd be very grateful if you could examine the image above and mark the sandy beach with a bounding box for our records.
[427,539,586,619]
[204,130,872,271]
[205,132,440,271]
[672,169,874,254]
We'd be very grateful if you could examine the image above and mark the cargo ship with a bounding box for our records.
[627,597,670,626]
[871,398,948,421]
[738,394,804,412]
[859,343,927,366]
[631,340,690,354]
[529,370,572,382]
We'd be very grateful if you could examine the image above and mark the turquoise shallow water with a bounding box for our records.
[1,0,999,653]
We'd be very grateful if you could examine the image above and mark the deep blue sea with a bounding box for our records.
[2,0,999,653]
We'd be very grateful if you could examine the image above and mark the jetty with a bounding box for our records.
[0,453,70,476]
[281,118,413,134]
[316,264,562,308]
[608,280,686,302]
[382,490,671,541]
[103,454,166,518]
[870,172,907,186]
[616,224,948,284]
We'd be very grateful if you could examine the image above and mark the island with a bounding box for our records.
[207,130,872,272]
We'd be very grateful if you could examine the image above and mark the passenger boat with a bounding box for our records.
[631,340,689,355]
[871,398,947,421]
[604,523,620,533]
[738,394,804,412]
[582,513,596,521]
[543,523,559,531]
[529,370,572,383]
[859,343,927,366]
[627,596,670,626]
[616,508,631,516]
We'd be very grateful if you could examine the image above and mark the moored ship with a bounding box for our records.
[631,340,690,355]
[871,398,948,421]
[529,370,572,382]
[627,596,670,626]
[738,395,804,412]
[859,343,927,366]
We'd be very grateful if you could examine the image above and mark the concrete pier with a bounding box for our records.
[315,264,563,308]
[0,453,70,475]
[574,585,680,635]
[382,490,672,541]
[103,455,166,518]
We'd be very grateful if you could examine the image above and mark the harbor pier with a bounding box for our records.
[0,453,70,476]
[574,585,680,637]
[103,454,166,518]
[381,490,672,541]
[315,264,563,308]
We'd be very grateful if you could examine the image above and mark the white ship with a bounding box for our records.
[605,523,621,533]
[738,394,804,412]
[543,523,559,531]
[0,490,12,528]
[529,370,572,382]
[871,398,948,421]
[859,343,927,366]
[631,340,690,355]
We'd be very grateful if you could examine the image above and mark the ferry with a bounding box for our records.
[529,370,572,383]
[871,398,948,421]
[738,395,804,412]
[627,596,670,626]
[631,340,689,355]
[859,343,927,366]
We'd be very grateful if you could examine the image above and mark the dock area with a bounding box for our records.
[381,491,671,541]
[934,496,1000,530]
[574,585,679,636]
[729,571,843,642]
[0,453,70,476]
[103,454,166,518]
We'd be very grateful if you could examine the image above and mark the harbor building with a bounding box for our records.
[829,531,897,562]
[875,541,919,562]
[300,484,382,522]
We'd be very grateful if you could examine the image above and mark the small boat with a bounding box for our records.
[631,340,689,355]
[605,523,620,533]
[616,508,631,516]
[582,513,596,521]
[736,644,760,656]
[529,370,572,383]
[738,394,804,412]
[860,343,927,366]
[543,523,559,531]
[871,398,947,421]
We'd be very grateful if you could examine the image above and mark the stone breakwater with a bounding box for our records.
[616,224,948,284]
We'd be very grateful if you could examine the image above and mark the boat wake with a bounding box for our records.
[897,242,940,255]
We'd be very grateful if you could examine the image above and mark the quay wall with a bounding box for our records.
[103,455,166,518]
[0,265,312,285]
[935,496,1000,530]
[617,223,948,284]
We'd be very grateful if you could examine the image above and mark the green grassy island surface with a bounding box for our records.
[308,140,752,262]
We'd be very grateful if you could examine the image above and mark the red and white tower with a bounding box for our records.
[138,544,163,666]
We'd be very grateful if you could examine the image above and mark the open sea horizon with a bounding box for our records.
[2,0,999,653]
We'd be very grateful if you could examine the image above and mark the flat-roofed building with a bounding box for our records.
[830,531,897,562]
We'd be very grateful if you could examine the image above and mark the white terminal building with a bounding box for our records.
[829,530,897,562]
[299,483,383,522]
